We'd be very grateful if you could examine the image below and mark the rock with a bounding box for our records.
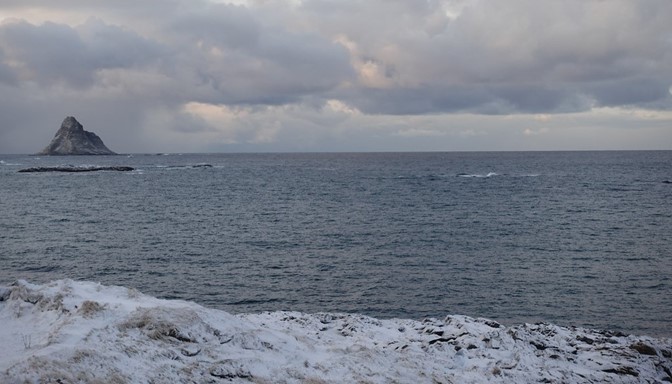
[630,342,658,356]
[603,366,639,377]
[18,166,134,173]
[0,287,11,301]
[38,116,117,155]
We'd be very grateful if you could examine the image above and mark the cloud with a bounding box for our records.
[0,0,671,153]
[0,47,17,85]
[318,0,672,114]
[523,127,550,136]
[395,128,447,138]
[0,18,162,88]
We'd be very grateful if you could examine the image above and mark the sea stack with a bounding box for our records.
[38,116,116,155]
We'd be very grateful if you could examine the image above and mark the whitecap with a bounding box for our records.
[457,172,498,178]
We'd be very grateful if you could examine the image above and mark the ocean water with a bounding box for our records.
[1,151,671,337]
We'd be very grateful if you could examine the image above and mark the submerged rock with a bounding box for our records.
[18,166,134,173]
[38,116,116,155]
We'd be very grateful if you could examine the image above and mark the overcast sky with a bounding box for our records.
[1,0,671,153]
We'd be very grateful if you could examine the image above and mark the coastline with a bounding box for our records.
[2,279,670,383]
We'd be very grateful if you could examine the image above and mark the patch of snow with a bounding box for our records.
[1,280,670,383]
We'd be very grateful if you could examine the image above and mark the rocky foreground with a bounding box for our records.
[1,280,670,383]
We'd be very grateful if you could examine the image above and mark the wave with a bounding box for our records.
[457,172,499,178]
[1,279,669,383]
[16,265,61,273]
[394,174,451,180]
[456,172,542,178]
[155,164,214,170]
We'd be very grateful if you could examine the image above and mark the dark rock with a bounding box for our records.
[603,366,639,377]
[180,347,201,357]
[576,335,594,345]
[429,336,457,345]
[630,342,657,356]
[599,330,628,338]
[162,327,196,343]
[661,364,672,381]
[209,361,252,380]
[38,116,116,155]
[530,340,547,350]
[18,166,134,173]
[0,287,11,301]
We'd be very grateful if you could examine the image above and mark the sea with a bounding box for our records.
[1,151,671,337]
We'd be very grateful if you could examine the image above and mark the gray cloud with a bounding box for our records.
[0,18,163,87]
[1,20,91,87]
[162,3,353,106]
[308,0,672,114]
[0,0,671,153]
[0,48,17,85]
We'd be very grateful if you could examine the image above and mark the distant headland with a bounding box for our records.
[38,116,116,155]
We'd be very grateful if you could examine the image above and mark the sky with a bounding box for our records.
[0,0,671,153]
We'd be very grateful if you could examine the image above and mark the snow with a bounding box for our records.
[1,280,670,383]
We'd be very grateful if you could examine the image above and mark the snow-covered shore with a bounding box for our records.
[1,280,670,383]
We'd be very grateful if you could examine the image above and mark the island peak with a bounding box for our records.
[38,116,116,155]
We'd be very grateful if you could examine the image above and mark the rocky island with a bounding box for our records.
[38,116,116,155]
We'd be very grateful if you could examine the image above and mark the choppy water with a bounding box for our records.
[1,151,671,337]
